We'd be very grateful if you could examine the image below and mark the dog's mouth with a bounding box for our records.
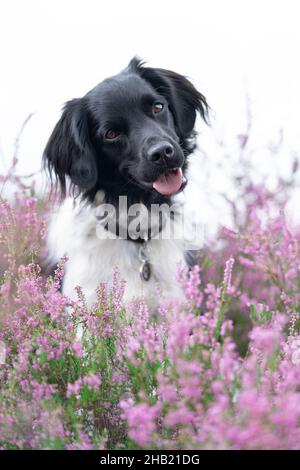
[152,167,183,195]
[130,167,184,196]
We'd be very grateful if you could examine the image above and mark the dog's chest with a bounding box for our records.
[48,199,186,308]
[63,236,185,308]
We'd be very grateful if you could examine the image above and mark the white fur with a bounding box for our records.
[47,196,188,309]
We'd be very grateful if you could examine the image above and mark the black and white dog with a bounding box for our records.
[44,58,208,308]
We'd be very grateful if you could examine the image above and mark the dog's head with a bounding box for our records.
[44,58,208,205]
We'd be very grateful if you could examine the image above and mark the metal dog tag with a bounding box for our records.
[140,260,151,281]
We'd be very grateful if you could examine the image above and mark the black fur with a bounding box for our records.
[44,58,209,208]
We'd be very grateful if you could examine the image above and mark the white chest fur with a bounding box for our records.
[47,197,187,308]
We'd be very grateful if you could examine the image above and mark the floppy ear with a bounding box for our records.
[131,58,209,139]
[156,68,209,137]
[43,98,98,196]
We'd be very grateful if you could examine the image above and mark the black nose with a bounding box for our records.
[146,142,175,164]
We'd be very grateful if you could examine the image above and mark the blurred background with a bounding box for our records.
[0,0,299,233]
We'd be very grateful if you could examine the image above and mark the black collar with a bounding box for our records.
[99,212,175,244]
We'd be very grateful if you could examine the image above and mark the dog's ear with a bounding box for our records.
[156,68,209,137]
[132,59,209,139]
[43,98,98,196]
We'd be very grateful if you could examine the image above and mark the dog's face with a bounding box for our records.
[44,58,208,204]
[89,73,185,196]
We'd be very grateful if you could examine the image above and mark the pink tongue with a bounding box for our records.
[153,168,183,195]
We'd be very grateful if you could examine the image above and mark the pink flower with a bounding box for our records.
[72,340,83,357]
[120,400,161,447]
[223,257,235,294]
[83,374,101,390]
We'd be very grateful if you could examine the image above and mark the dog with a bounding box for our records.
[44,58,208,309]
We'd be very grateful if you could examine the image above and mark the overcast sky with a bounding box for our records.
[0,0,299,229]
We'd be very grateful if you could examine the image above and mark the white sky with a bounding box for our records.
[0,0,300,230]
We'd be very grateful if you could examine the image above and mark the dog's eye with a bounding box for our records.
[105,130,120,140]
[152,102,164,114]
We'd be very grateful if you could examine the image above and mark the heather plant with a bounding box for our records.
[1,129,300,449]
